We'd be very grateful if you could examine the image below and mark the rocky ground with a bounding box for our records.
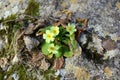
[0,0,120,80]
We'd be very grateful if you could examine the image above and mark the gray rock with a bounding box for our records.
[23,36,40,52]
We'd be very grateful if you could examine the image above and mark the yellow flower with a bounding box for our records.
[43,30,54,43]
[51,26,59,36]
[48,43,59,54]
[66,23,76,35]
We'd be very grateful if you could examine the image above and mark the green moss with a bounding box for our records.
[0,14,23,58]
[4,65,18,79]
[17,65,27,80]
[41,69,60,80]
[25,0,40,17]
[3,14,23,30]
[3,14,17,26]
[3,13,22,37]
[4,14,16,21]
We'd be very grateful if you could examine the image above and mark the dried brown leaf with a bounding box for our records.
[76,28,84,40]
[62,10,73,16]
[76,18,88,40]
[25,23,34,34]
[83,18,87,29]
[76,18,87,28]
[53,22,61,27]
[52,57,64,70]
[31,52,45,62]
[30,52,45,67]
[29,52,50,71]
[34,22,46,30]
[40,58,50,71]
[53,19,67,28]
[62,10,73,20]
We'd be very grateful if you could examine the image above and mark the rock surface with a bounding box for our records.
[0,0,120,80]
[23,36,40,52]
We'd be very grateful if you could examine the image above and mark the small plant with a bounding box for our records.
[41,23,77,58]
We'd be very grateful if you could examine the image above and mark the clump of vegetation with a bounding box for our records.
[25,0,40,17]
[0,0,46,80]
[40,24,77,58]
[0,14,22,57]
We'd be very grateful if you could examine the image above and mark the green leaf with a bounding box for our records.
[55,51,62,58]
[61,38,70,45]
[70,34,77,49]
[41,43,50,55]
[58,27,68,37]
[64,51,73,58]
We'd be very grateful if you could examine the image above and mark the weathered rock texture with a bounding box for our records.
[0,0,120,80]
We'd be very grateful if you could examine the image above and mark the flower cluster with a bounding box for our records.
[43,26,59,43]
[41,24,77,58]
[42,26,60,57]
